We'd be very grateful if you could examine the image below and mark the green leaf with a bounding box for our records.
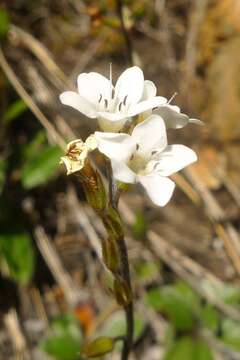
[145,282,200,331]
[164,337,213,360]
[200,304,219,332]
[101,310,145,350]
[22,131,46,160]
[21,145,62,189]
[0,232,34,283]
[202,280,240,308]
[0,9,9,38]
[221,318,240,351]
[3,99,27,124]
[41,314,82,360]
[82,336,114,358]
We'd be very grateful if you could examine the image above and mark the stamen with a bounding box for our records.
[123,95,128,106]
[136,144,139,150]
[168,92,178,104]
[111,88,115,99]
[151,150,157,155]
[118,102,123,112]
[104,99,108,108]
[98,94,102,103]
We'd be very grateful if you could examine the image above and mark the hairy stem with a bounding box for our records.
[76,161,134,359]
[118,235,134,360]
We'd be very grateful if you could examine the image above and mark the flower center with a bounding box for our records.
[98,92,129,114]
[128,144,149,175]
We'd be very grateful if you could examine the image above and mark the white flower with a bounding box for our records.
[154,104,203,129]
[95,115,197,206]
[139,86,203,129]
[60,66,167,132]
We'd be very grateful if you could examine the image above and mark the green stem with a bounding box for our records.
[118,235,134,360]
[77,161,134,359]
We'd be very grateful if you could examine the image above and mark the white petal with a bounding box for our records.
[142,80,157,100]
[189,118,204,126]
[128,96,167,117]
[139,174,175,206]
[95,131,135,162]
[60,91,97,118]
[131,115,167,155]
[111,159,136,183]
[115,66,144,105]
[155,105,189,129]
[77,72,112,105]
[155,144,197,177]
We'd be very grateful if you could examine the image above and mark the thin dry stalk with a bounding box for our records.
[35,226,82,306]
[4,308,29,359]
[0,47,66,149]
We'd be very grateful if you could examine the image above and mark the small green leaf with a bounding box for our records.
[221,318,240,351]
[21,145,62,189]
[145,282,200,331]
[164,337,213,360]
[41,314,82,360]
[200,304,219,332]
[0,232,34,283]
[101,310,145,350]
[3,99,27,124]
[82,336,114,358]
[0,9,9,38]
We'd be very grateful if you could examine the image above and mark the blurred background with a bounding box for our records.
[1,0,240,359]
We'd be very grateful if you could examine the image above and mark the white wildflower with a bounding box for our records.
[60,66,167,132]
[95,115,197,206]
[139,88,203,129]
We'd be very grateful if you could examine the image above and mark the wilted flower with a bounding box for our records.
[95,115,197,206]
[60,135,97,175]
[60,66,167,132]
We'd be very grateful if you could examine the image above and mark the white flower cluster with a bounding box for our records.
[60,66,201,206]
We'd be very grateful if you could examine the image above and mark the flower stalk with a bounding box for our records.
[62,140,134,358]
[60,65,201,359]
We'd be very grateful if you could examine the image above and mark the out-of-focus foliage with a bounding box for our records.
[82,336,114,358]
[164,337,213,360]
[145,282,199,332]
[100,310,145,349]
[21,144,62,189]
[3,99,27,124]
[0,8,9,38]
[131,209,148,239]
[41,314,82,360]
[145,281,240,356]
[0,157,6,195]
[0,231,34,284]
[221,318,240,351]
